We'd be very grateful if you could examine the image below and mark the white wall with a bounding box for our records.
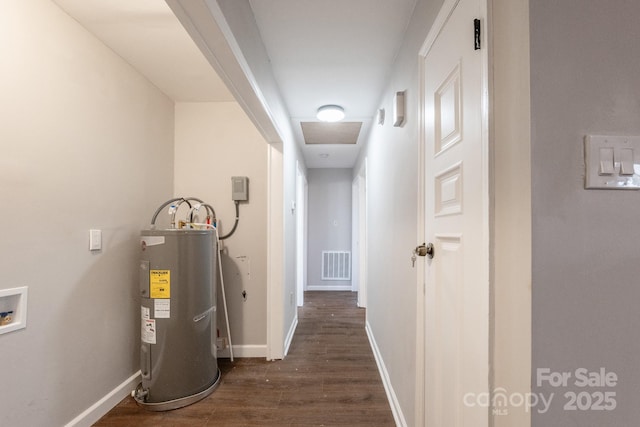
[353,0,443,424]
[530,1,640,425]
[307,169,352,289]
[174,102,268,356]
[0,1,174,426]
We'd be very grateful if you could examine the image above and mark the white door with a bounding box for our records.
[422,0,489,425]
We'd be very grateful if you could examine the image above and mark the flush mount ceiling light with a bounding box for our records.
[316,105,345,122]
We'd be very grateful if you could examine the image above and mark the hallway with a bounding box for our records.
[94,292,395,426]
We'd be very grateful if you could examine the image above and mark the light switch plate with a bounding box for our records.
[89,229,102,251]
[584,135,640,190]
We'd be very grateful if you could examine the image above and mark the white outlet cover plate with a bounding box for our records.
[89,229,102,251]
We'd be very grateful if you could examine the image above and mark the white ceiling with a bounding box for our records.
[52,0,417,168]
[52,0,234,102]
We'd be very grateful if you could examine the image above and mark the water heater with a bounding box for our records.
[133,228,220,410]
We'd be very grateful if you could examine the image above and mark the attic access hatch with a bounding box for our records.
[301,122,362,145]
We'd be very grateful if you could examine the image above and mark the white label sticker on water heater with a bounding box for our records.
[142,319,156,344]
[154,299,170,319]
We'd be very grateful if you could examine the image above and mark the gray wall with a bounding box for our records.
[307,169,353,289]
[353,0,444,423]
[0,1,174,425]
[531,1,640,425]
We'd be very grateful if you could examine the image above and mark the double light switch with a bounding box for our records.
[585,135,640,189]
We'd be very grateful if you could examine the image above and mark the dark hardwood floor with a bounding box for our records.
[94,291,395,426]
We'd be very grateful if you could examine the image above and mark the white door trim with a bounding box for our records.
[356,159,368,308]
[351,177,359,295]
[487,1,533,425]
[295,161,307,307]
[267,142,284,361]
[419,0,462,57]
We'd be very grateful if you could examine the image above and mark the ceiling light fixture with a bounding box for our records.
[316,105,345,122]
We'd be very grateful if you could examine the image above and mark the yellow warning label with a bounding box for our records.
[150,270,170,298]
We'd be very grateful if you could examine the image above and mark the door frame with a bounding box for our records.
[351,177,359,295]
[352,159,368,308]
[295,161,308,307]
[415,0,491,424]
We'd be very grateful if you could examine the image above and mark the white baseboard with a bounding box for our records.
[65,342,272,427]
[365,321,407,427]
[307,285,352,291]
[217,344,267,359]
[64,370,141,427]
[284,314,298,356]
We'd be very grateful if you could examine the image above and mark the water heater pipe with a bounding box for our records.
[215,227,234,361]
[150,197,192,226]
[218,201,239,240]
[150,197,217,227]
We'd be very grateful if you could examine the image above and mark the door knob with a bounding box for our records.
[425,243,434,259]
[415,243,435,259]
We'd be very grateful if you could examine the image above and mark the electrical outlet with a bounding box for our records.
[216,337,227,350]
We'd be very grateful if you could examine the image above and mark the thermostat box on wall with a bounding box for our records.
[393,91,406,127]
[232,176,249,201]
